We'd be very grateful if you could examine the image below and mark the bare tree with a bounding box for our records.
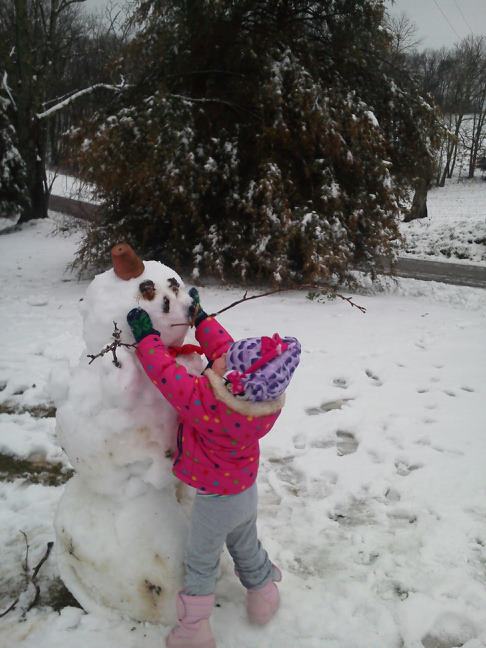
[459,37,486,178]
[0,0,131,221]
[385,11,421,57]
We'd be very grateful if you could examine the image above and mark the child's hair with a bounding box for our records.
[224,334,301,402]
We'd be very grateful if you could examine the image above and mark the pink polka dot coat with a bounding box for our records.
[136,317,284,495]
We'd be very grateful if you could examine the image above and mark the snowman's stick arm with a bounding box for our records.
[87,322,137,368]
[171,285,366,327]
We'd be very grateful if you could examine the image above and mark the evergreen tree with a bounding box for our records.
[73,0,442,283]
[0,96,29,230]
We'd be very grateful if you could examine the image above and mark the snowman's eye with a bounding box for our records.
[139,280,156,300]
[168,277,180,295]
[163,296,170,313]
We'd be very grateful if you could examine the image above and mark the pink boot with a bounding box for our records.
[246,566,282,625]
[166,592,216,648]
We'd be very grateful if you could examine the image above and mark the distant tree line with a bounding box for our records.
[387,13,486,185]
[409,36,486,184]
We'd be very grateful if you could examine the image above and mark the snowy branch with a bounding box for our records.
[168,94,260,120]
[37,82,127,119]
[2,72,17,110]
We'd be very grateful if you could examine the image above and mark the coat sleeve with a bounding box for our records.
[195,316,234,361]
[136,334,222,430]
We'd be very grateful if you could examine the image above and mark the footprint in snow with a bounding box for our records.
[443,390,456,397]
[307,472,338,498]
[384,487,401,503]
[268,460,305,497]
[305,398,353,416]
[332,377,348,389]
[309,437,335,450]
[12,385,28,396]
[365,369,383,386]
[292,434,307,450]
[421,612,477,648]
[336,430,359,456]
[461,386,475,393]
[395,459,423,477]
[329,499,375,527]
[386,508,417,526]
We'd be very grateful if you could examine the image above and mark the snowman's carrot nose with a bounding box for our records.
[111,243,145,280]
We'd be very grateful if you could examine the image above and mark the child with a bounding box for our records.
[127,289,301,648]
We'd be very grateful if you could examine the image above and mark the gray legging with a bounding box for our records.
[184,483,273,596]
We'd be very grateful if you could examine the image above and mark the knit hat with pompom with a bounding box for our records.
[224,334,301,402]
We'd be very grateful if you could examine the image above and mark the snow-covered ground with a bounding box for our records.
[1,217,486,648]
[400,177,486,266]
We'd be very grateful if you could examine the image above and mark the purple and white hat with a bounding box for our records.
[225,333,301,402]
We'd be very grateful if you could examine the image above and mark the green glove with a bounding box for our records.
[188,287,208,327]
[127,308,159,343]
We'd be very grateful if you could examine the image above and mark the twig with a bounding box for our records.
[214,288,283,316]
[0,598,19,618]
[87,322,137,368]
[0,535,54,618]
[32,542,53,582]
[172,285,366,327]
[20,531,29,575]
[334,293,367,313]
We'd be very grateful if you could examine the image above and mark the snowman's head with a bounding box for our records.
[82,253,193,355]
[131,260,192,347]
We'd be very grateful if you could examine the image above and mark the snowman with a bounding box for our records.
[54,244,203,624]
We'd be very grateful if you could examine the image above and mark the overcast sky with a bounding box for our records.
[388,0,486,50]
[84,0,486,52]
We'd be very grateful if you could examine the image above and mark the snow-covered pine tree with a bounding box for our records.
[0,96,29,230]
[73,0,442,283]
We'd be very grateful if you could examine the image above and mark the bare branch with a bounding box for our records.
[0,535,54,618]
[172,285,366,327]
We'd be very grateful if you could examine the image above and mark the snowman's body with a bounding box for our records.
[55,259,202,623]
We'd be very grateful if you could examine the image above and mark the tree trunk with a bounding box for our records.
[14,0,49,222]
[404,177,429,222]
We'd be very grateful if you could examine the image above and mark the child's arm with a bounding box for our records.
[195,317,234,361]
[136,333,219,426]
[126,307,223,426]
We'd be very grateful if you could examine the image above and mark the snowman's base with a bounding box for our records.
[55,475,189,624]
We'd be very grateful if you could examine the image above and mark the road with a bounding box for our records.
[48,195,486,290]
[378,256,486,290]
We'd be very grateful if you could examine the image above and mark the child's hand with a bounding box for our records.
[188,288,208,327]
[127,308,159,342]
